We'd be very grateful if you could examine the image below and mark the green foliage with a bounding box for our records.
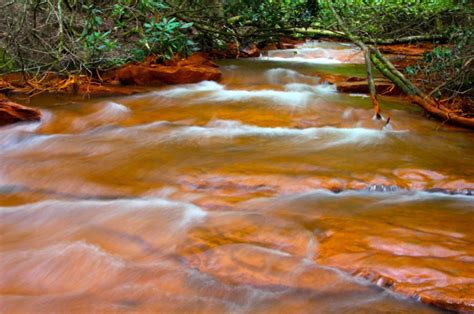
[423,47,453,70]
[83,31,117,60]
[405,64,421,76]
[222,0,317,30]
[0,49,16,73]
[142,18,194,60]
[82,5,104,33]
[140,0,168,11]
[406,27,473,102]
[325,0,472,107]
[317,0,461,39]
[0,0,472,77]
[79,5,118,66]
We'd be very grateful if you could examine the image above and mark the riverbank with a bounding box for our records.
[0,39,436,128]
[0,53,221,126]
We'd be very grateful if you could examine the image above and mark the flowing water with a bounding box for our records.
[1,43,474,313]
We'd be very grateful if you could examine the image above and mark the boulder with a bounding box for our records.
[261,42,278,51]
[176,53,219,68]
[277,36,305,49]
[239,43,260,58]
[115,53,221,86]
[0,98,41,127]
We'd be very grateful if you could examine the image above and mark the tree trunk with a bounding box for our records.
[364,49,381,119]
[327,2,474,129]
[370,49,474,129]
[291,28,446,45]
[327,3,382,120]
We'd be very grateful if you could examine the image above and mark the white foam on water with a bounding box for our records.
[0,241,125,294]
[0,111,58,152]
[1,240,125,268]
[383,123,394,131]
[0,197,208,230]
[321,127,393,146]
[130,120,176,131]
[152,78,335,107]
[265,68,319,85]
[259,56,342,64]
[284,83,316,93]
[157,80,224,97]
[314,83,337,94]
[0,110,54,149]
[266,68,298,81]
[342,109,353,120]
[278,189,473,204]
[284,82,336,94]
[349,93,370,98]
[200,89,314,107]
[166,119,407,147]
[73,101,130,130]
[171,120,318,139]
[375,191,474,203]
[0,119,170,156]
[99,101,130,115]
[0,124,40,149]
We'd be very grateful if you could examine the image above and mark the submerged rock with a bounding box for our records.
[0,97,41,127]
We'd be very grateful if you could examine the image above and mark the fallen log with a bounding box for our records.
[291,28,447,45]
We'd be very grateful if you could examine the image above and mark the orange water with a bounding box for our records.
[1,53,473,313]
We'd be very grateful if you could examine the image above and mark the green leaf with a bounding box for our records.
[180,22,193,29]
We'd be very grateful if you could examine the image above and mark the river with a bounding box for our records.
[1,43,473,313]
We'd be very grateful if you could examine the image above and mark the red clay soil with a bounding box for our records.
[0,53,221,97]
[0,53,222,127]
[378,43,434,56]
[377,43,435,69]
